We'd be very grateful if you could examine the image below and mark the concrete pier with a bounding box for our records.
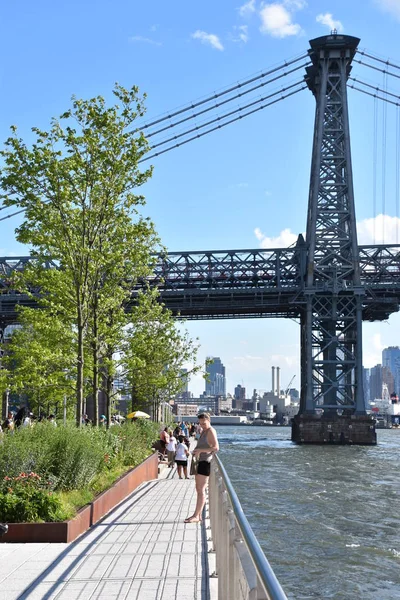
[291,413,377,445]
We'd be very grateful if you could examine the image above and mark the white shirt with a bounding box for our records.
[166,436,177,452]
[175,442,188,461]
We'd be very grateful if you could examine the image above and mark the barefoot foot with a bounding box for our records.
[184,516,202,523]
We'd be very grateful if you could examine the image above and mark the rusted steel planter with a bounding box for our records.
[1,452,158,543]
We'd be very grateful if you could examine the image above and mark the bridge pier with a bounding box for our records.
[291,413,376,445]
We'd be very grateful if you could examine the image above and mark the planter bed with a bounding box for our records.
[0,452,158,544]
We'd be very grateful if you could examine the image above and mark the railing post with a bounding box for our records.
[215,475,224,578]
[219,488,228,599]
[227,507,236,600]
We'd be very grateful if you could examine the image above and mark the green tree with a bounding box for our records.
[3,306,78,416]
[122,289,201,420]
[0,85,158,425]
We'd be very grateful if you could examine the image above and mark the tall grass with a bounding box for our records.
[0,420,159,492]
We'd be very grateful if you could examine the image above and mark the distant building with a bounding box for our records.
[362,367,370,403]
[369,364,395,400]
[205,357,226,397]
[175,403,198,417]
[370,364,382,400]
[382,347,400,394]
[234,384,246,400]
[176,368,189,397]
[219,395,233,411]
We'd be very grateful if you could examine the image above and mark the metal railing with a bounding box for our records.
[208,455,288,600]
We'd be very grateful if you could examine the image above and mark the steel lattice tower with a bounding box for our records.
[293,33,375,443]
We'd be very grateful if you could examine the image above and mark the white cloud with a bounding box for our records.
[362,332,385,368]
[316,13,344,32]
[374,0,400,21]
[284,0,307,8]
[259,2,303,38]
[254,226,299,248]
[191,30,224,51]
[255,215,400,248]
[238,0,257,17]
[129,35,161,46]
[232,25,249,43]
[356,214,400,244]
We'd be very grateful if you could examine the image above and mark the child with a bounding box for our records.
[166,431,177,468]
[175,435,190,479]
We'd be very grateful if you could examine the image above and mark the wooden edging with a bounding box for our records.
[1,452,158,544]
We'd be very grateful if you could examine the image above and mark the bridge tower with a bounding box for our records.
[292,33,376,444]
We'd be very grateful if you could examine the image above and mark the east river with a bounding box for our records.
[216,425,400,600]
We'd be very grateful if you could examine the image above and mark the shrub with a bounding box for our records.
[0,419,160,522]
[0,472,67,522]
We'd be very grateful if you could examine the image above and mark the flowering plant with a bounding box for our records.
[0,472,64,522]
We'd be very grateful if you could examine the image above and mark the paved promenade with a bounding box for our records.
[0,467,211,600]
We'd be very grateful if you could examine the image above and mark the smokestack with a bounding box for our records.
[277,367,280,398]
[272,366,275,395]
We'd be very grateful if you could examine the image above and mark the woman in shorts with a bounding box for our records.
[184,413,219,523]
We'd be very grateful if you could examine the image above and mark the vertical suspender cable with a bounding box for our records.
[381,71,388,243]
[397,106,400,244]
[373,96,378,244]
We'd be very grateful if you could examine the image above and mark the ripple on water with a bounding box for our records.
[217,426,400,600]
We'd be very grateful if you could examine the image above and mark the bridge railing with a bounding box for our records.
[208,455,288,600]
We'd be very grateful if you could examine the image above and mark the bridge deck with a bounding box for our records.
[0,469,211,600]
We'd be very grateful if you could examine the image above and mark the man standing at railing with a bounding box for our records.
[184,412,219,524]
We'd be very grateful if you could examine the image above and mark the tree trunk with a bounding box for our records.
[92,293,99,426]
[105,347,113,430]
[76,305,84,427]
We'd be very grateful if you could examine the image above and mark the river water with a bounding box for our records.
[216,425,400,600]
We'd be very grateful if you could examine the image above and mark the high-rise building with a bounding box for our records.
[234,384,246,400]
[362,367,370,403]
[369,364,382,401]
[205,357,226,397]
[382,347,400,394]
[176,368,189,397]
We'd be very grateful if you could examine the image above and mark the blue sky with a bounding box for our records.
[2,0,400,396]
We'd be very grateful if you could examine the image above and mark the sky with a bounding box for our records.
[2,0,400,397]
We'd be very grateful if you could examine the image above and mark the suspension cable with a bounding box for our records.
[146,62,310,139]
[353,58,400,81]
[381,71,388,243]
[138,53,309,132]
[0,208,26,222]
[146,80,304,153]
[139,84,307,163]
[373,96,378,245]
[356,49,400,72]
[348,83,400,107]
[349,77,400,102]
[397,106,400,244]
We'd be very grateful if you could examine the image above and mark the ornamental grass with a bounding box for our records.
[0,419,159,522]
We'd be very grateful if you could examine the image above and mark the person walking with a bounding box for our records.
[159,427,170,458]
[184,413,219,524]
[175,435,190,479]
[166,431,177,468]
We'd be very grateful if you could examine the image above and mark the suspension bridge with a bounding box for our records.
[1,32,400,444]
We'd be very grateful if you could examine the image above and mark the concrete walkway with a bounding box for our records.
[0,466,211,600]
